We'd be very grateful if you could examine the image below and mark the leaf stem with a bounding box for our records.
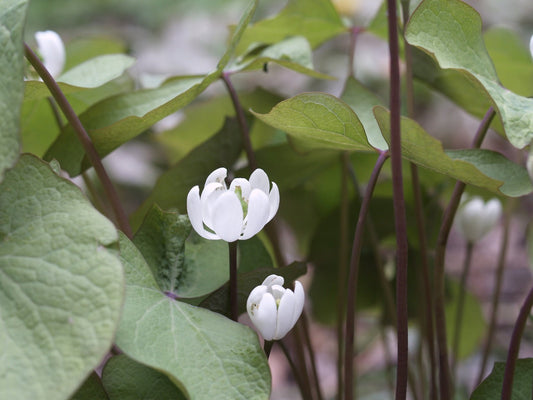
[344,150,389,400]
[229,241,238,321]
[476,209,511,385]
[279,339,310,399]
[24,43,133,238]
[386,0,409,398]
[500,285,533,400]
[301,312,324,400]
[433,107,495,400]
[451,241,474,377]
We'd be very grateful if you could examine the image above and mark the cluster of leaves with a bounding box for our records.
[2,0,533,399]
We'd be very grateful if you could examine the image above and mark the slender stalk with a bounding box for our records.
[24,44,132,238]
[386,1,409,398]
[337,153,351,398]
[293,322,316,400]
[229,241,238,321]
[264,340,274,358]
[500,286,533,399]
[220,72,257,171]
[451,241,474,377]
[348,27,364,77]
[433,107,495,400]
[344,150,389,400]
[476,211,511,385]
[279,340,310,399]
[302,312,324,400]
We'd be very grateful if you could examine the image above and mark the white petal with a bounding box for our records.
[250,292,277,341]
[201,182,225,229]
[205,167,227,187]
[247,285,267,314]
[530,34,533,60]
[240,189,270,240]
[274,289,296,340]
[249,168,270,194]
[485,199,502,224]
[186,186,219,240]
[211,191,244,242]
[271,284,286,301]
[291,281,305,327]
[229,178,251,201]
[262,274,284,288]
[35,30,65,78]
[267,182,280,221]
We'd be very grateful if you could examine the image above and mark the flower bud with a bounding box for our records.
[455,196,502,242]
[187,168,279,242]
[35,30,65,79]
[246,274,304,341]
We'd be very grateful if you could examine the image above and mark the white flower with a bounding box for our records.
[455,196,502,242]
[35,30,65,78]
[186,167,279,242]
[530,34,533,61]
[246,274,305,341]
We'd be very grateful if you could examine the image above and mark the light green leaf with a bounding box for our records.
[0,0,27,180]
[444,280,485,360]
[102,355,186,400]
[64,36,128,70]
[340,77,388,150]
[405,0,533,148]
[200,262,307,318]
[43,0,259,177]
[471,359,533,399]
[374,106,533,197]
[231,36,334,79]
[253,92,374,152]
[131,117,243,231]
[0,155,124,400]
[69,373,109,400]
[235,0,346,56]
[116,234,271,400]
[25,54,135,101]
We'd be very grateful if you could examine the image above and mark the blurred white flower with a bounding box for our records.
[35,30,65,78]
[247,274,305,341]
[186,167,279,242]
[455,196,502,242]
[527,147,533,182]
[530,34,533,60]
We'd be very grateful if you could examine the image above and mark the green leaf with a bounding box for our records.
[25,54,135,101]
[156,88,282,164]
[374,106,533,197]
[131,117,244,230]
[0,155,124,400]
[405,0,533,148]
[69,373,109,400]
[340,77,388,150]
[200,262,307,318]
[471,359,533,399]
[484,28,533,98]
[235,0,346,56]
[444,280,485,360]
[64,36,128,71]
[231,36,334,79]
[43,0,259,177]
[102,355,186,400]
[253,92,374,152]
[116,234,271,400]
[0,0,27,180]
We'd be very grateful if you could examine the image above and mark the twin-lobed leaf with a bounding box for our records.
[0,155,124,400]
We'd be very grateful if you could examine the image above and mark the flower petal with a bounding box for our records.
[35,30,65,79]
[201,182,225,230]
[205,167,227,187]
[186,186,219,240]
[249,168,270,194]
[262,274,284,288]
[274,289,296,340]
[229,178,251,201]
[241,189,270,240]
[267,182,280,221]
[250,292,277,341]
[247,285,267,314]
[291,281,305,327]
[211,191,244,242]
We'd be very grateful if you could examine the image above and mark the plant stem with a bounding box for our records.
[344,150,389,400]
[264,340,274,358]
[24,43,132,238]
[348,27,364,77]
[386,1,409,398]
[500,286,533,400]
[337,152,351,398]
[476,210,511,385]
[293,323,316,400]
[279,339,310,399]
[451,241,474,378]
[229,241,238,321]
[221,72,257,171]
[433,107,495,400]
[302,312,324,400]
